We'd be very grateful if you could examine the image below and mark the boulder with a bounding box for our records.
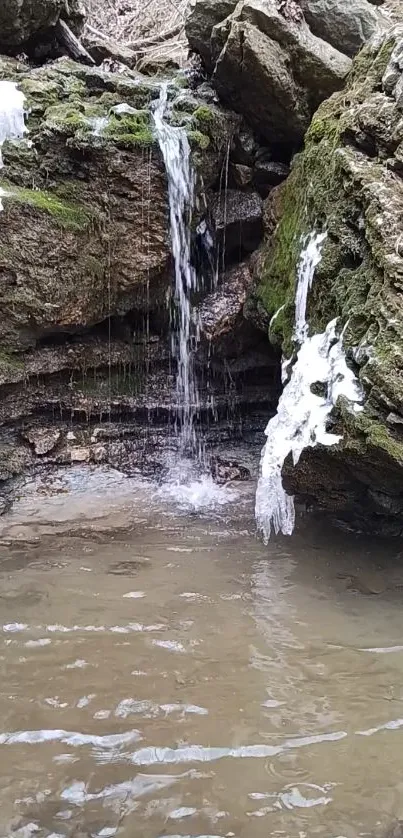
[23,427,61,455]
[253,26,403,534]
[208,189,263,261]
[199,262,253,339]
[186,0,237,70]
[0,0,84,51]
[299,0,383,57]
[0,59,236,353]
[212,0,351,145]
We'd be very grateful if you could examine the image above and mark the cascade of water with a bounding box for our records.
[0,81,26,210]
[255,231,363,542]
[153,83,201,457]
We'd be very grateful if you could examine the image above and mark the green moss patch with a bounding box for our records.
[104,110,154,148]
[0,182,90,230]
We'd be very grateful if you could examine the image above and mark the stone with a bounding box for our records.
[186,0,238,70]
[299,0,383,58]
[199,262,253,339]
[212,0,351,145]
[208,189,263,261]
[253,160,290,196]
[82,34,136,67]
[70,446,90,462]
[0,0,84,51]
[24,427,61,455]
[232,163,254,187]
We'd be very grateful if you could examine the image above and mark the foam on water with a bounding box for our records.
[256,230,363,541]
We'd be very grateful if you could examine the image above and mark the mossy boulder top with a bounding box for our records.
[0,57,238,353]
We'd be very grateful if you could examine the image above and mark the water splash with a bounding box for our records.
[153,84,201,456]
[256,232,363,542]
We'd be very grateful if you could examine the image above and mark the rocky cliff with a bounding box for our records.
[254,25,403,535]
[0,28,279,486]
[1,0,403,535]
[187,0,403,535]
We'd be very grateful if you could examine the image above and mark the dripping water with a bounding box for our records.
[153,83,202,459]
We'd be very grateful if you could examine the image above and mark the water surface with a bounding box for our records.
[1,466,403,837]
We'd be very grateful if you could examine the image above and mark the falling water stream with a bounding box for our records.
[153,84,201,459]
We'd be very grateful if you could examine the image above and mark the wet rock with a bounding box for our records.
[299,0,383,57]
[70,446,91,463]
[0,0,84,51]
[231,125,259,166]
[255,26,403,535]
[210,456,251,483]
[186,0,237,71]
[0,443,34,482]
[208,190,263,261]
[232,163,254,188]
[199,262,253,340]
[212,0,351,145]
[253,160,290,197]
[23,427,61,455]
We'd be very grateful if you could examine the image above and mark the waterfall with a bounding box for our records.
[153,84,201,457]
[255,231,363,542]
[0,81,26,210]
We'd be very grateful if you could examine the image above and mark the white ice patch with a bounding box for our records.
[0,81,26,169]
[294,230,327,343]
[256,319,363,541]
[256,227,364,541]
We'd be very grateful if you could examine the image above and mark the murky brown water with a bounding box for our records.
[1,466,403,838]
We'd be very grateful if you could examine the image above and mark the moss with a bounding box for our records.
[104,111,154,148]
[193,104,215,128]
[0,181,90,230]
[256,164,308,350]
[187,129,210,150]
[0,349,24,369]
[352,412,403,466]
[44,102,91,139]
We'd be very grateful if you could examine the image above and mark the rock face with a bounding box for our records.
[0,0,84,51]
[188,0,352,146]
[299,0,382,57]
[0,53,279,489]
[254,26,403,534]
[0,59,169,351]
